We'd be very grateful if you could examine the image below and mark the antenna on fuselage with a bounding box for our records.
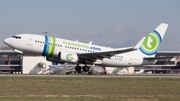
[42,31,49,36]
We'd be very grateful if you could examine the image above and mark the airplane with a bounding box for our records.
[3,23,169,72]
[41,63,69,74]
[135,69,144,74]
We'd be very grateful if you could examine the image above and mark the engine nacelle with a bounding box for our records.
[46,52,79,63]
[59,51,79,63]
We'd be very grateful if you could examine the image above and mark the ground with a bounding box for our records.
[0,76,180,101]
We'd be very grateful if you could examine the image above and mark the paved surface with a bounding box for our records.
[0,74,180,78]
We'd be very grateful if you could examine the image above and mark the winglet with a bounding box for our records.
[133,37,145,49]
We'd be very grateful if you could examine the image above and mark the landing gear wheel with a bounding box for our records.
[83,66,89,72]
[19,56,23,60]
[75,66,81,71]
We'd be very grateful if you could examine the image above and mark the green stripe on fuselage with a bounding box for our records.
[47,37,56,57]
[50,37,56,57]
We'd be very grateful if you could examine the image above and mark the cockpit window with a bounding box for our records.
[12,36,21,39]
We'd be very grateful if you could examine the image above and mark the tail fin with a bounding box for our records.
[139,23,168,57]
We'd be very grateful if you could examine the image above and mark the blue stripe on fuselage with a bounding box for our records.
[42,36,50,56]
[42,36,47,56]
[45,36,50,56]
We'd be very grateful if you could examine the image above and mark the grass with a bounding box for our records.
[0,76,179,101]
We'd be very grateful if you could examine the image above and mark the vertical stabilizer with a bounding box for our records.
[139,23,168,57]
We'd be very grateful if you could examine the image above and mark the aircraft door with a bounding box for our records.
[128,55,133,65]
[27,35,33,46]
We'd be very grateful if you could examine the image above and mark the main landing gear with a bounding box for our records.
[75,66,81,71]
[83,66,89,72]
[75,65,89,72]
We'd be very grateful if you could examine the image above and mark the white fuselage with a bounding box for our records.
[4,34,155,67]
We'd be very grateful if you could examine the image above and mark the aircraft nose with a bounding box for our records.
[3,38,11,45]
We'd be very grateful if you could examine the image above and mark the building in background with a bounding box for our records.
[0,50,180,74]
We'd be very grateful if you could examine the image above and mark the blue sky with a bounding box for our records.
[0,0,180,51]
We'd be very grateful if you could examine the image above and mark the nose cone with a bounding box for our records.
[3,38,11,46]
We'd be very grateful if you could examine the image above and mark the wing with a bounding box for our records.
[78,47,136,59]
[78,37,145,63]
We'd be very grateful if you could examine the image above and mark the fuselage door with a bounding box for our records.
[27,36,33,46]
[128,55,133,65]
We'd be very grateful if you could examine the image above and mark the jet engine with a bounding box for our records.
[59,51,79,63]
[46,51,79,63]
